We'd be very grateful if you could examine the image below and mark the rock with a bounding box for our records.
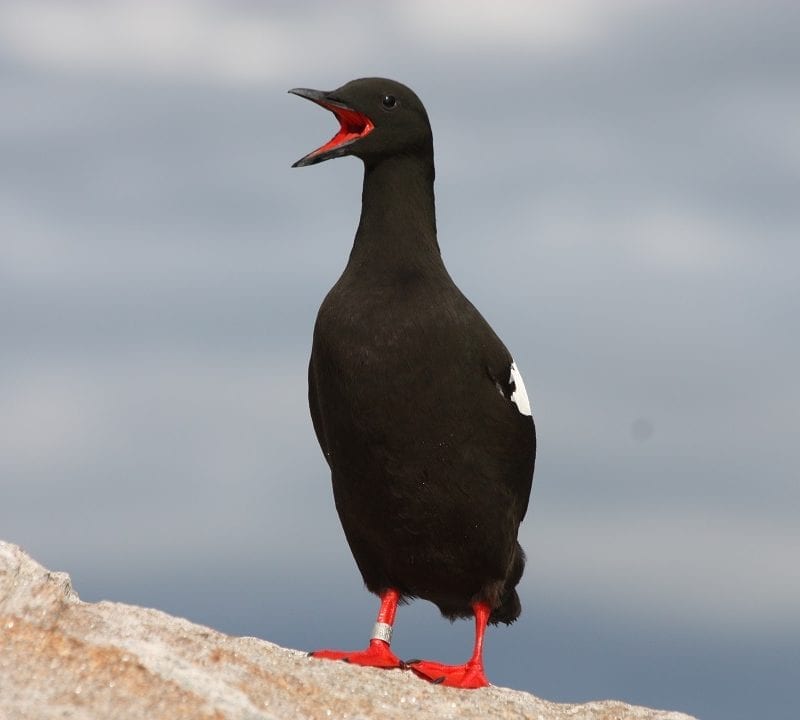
[0,541,696,720]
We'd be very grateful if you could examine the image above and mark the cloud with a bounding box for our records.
[526,507,800,636]
[0,352,310,477]
[0,0,665,86]
[398,0,640,53]
[0,1,357,85]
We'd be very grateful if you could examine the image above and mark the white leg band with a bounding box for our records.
[371,622,393,644]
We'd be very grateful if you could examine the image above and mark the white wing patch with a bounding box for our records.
[509,361,532,416]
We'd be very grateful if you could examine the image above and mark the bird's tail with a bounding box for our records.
[490,543,525,625]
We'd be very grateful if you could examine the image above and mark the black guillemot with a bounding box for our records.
[290,78,536,689]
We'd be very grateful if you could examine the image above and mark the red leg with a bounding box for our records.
[309,588,403,669]
[407,602,491,688]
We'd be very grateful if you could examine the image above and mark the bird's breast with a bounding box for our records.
[311,278,479,433]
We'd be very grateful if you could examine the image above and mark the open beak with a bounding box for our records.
[289,88,375,168]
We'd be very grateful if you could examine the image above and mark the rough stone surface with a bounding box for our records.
[0,541,696,720]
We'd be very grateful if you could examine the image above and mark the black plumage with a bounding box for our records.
[291,78,535,687]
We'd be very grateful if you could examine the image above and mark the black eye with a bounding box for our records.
[381,94,397,109]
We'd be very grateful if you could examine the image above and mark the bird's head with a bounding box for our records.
[289,78,432,168]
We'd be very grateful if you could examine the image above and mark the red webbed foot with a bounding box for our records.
[406,601,493,689]
[309,638,402,668]
[310,588,402,669]
[407,658,489,688]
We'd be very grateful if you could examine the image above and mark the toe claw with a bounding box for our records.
[433,676,445,685]
[404,658,420,665]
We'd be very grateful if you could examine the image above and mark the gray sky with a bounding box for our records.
[1,2,798,718]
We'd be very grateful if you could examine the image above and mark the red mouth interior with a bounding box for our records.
[307,102,375,158]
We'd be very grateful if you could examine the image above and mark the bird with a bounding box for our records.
[289,78,536,689]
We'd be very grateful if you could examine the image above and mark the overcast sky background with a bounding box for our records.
[1,2,798,718]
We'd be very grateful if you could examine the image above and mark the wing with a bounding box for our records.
[487,355,537,523]
[308,348,332,468]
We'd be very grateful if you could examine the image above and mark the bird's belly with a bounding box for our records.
[309,296,529,603]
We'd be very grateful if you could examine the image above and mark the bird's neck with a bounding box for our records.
[348,153,442,275]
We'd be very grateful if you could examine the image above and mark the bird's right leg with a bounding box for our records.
[406,601,491,688]
[309,588,403,668]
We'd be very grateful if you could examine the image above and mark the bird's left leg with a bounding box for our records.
[309,588,403,668]
[406,601,491,688]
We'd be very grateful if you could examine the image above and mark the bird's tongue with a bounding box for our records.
[306,103,375,159]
